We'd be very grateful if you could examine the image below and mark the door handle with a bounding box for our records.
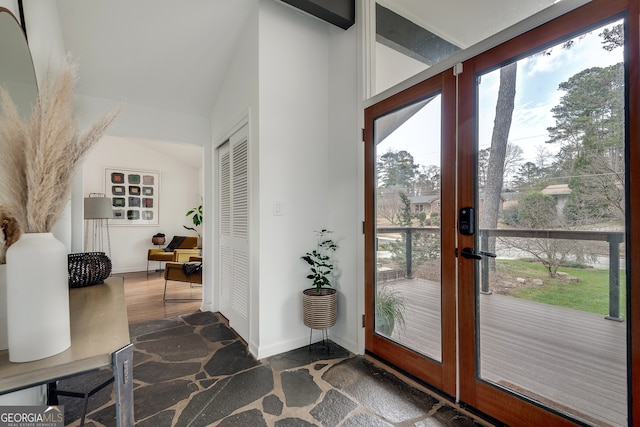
[460,247,496,260]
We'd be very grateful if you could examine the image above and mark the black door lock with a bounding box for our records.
[459,207,475,235]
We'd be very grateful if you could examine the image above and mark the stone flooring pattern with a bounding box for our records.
[58,312,488,426]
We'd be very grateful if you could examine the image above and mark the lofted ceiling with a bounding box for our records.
[54,0,562,120]
[56,0,254,118]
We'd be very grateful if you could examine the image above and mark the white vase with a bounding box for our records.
[0,265,7,350]
[6,233,70,362]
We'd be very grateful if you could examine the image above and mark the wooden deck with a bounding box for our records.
[382,278,627,427]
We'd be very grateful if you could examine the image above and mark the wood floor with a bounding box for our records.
[117,271,202,325]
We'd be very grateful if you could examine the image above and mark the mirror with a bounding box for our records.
[0,7,37,119]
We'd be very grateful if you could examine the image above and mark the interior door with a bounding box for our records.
[364,72,457,394]
[218,124,250,342]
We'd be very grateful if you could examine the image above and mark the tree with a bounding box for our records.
[397,192,413,227]
[378,150,418,190]
[600,23,623,51]
[503,192,596,276]
[516,192,557,228]
[377,188,403,225]
[388,191,441,271]
[514,162,541,189]
[535,145,553,169]
[547,63,625,224]
[482,143,523,189]
[480,62,518,271]
[414,164,440,196]
[503,142,524,187]
[477,148,490,187]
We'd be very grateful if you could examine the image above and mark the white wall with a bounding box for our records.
[375,42,428,96]
[83,135,202,273]
[23,0,65,83]
[257,0,331,358]
[327,21,361,353]
[0,1,18,16]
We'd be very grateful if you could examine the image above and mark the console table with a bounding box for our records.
[0,276,133,426]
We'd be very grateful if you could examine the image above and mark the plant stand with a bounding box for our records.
[302,288,337,352]
[309,328,330,349]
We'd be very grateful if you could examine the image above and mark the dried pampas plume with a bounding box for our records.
[0,55,121,233]
[0,205,22,264]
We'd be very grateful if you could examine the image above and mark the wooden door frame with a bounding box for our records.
[457,0,638,425]
[364,72,457,396]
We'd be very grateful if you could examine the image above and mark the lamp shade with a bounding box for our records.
[84,197,114,219]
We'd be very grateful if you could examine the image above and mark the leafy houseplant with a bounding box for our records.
[184,204,203,238]
[375,285,406,337]
[301,229,338,330]
[301,229,338,292]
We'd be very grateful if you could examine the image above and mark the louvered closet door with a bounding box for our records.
[218,124,250,342]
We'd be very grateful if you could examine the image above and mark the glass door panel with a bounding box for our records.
[475,19,627,426]
[374,94,442,361]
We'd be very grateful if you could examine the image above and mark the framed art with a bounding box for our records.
[105,168,160,225]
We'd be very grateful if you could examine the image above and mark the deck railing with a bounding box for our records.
[376,227,625,321]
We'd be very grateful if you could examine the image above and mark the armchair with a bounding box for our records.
[163,258,202,301]
[146,236,198,277]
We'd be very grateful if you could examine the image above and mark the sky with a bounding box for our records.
[377,19,624,178]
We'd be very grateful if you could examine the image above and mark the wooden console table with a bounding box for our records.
[0,276,133,426]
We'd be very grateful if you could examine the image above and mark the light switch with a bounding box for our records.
[273,202,282,216]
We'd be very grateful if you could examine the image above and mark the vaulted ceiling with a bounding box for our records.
[54,0,561,119]
[56,0,254,118]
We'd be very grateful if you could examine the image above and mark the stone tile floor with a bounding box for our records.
[57,312,489,426]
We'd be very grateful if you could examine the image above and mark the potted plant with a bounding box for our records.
[184,203,203,247]
[375,285,406,337]
[300,229,338,330]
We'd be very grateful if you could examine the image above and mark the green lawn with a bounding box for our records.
[496,259,627,316]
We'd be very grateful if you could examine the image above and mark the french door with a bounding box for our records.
[364,72,457,394]
[364,1,639,425]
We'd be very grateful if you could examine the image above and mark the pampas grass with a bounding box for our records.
[0,56,120,234]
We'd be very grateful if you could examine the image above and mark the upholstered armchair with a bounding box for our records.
[147,236,199,277]
[163,256,202,301]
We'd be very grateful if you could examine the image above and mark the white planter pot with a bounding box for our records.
[0,264,7,350]
[6,233,70,362]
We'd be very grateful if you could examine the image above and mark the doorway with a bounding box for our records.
[364,1,637,425]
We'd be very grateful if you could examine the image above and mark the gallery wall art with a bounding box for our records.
[105,168,160,225]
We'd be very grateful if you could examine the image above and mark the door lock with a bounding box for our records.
[459,208,475,235]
